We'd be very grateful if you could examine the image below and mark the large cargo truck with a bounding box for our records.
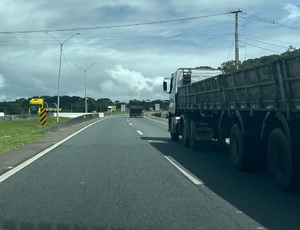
[29,98,59,114]
[29,98,45,114]
[163,55,300,191]
[129,100,144,118]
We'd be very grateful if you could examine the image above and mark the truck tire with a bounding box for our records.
[182,120,190,147]
[229,124,252,171]
[267,128,294,191]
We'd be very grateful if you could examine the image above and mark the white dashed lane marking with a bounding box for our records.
[137,130,143,135]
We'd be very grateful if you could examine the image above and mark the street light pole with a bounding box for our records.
[45,32,80,122]
[74,63,96,113]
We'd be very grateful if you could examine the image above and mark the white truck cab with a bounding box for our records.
[163,68,223,114]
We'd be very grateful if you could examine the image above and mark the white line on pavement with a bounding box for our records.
[164,156,204,185]
[137,130,143,135]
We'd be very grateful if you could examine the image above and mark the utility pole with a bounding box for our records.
[231,10,242,70]
[45,32,80,122]
[74,62,96,113]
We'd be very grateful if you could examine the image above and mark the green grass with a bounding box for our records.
[0,117,70,154]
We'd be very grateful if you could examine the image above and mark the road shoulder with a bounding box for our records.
[0,117,104,176]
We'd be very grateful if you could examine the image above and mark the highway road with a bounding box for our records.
[0,115,299,229]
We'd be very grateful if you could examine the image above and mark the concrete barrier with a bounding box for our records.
[53,112,92,118]
[160,112,168,118]
[45,113,101,133]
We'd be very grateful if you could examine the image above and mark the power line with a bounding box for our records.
[240,33,300,47]
[0,12,231,34]
[0,32,235,47]
[244,38,289,49]
[62,52,83,80]
[239,41,282,54]
[240,12,300,32]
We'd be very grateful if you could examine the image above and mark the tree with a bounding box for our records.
[97,98,113,112]
[281,46,300,57]
[220,60,237,73]
[87,97,97,112]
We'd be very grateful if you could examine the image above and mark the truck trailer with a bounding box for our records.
[129,100,144,118]
[163,55,300,191]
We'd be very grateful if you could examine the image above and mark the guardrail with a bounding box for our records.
[0,115,38,121]
[0,116,13,121]
[0,114,54,121]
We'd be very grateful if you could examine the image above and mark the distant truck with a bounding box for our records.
[129,100,144,118]
[163,56,300,191]
[107,105,117,114]
[28,98,48,114]
[29,98,59,114]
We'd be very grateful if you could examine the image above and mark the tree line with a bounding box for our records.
[220,46,300,73]
[0,96,169,115]
[0,96,113,115]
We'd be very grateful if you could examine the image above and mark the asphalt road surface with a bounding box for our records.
[0,115,298,229]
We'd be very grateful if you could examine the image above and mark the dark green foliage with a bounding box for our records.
[0,96,115,114]
[220,46,300,73]
[220,60,237,73]
[0,96,169,114]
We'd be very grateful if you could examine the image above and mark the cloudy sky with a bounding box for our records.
[0,0,300,103]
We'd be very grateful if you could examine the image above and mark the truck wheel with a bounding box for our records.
[267,128,294,191]
[171,132,179,141]
[229,124,252,171]
[182,120,190,147]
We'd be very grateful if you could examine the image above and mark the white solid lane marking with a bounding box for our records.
[137,130,143,135]
[0,118,106,184]
[148,140,167,143]
[164,156,204,185]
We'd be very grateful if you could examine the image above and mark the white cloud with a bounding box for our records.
[283,3,300,21]
[100,65,164,102]
[105,65,162,91]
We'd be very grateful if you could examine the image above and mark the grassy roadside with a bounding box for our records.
[0,117,70,154]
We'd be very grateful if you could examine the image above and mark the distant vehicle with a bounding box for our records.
[107,106,112,114]
[107,105,116,114]
[29,98,44,114]
[163,56,300,191]
[129,100,144,118]
[29,98,59,114]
